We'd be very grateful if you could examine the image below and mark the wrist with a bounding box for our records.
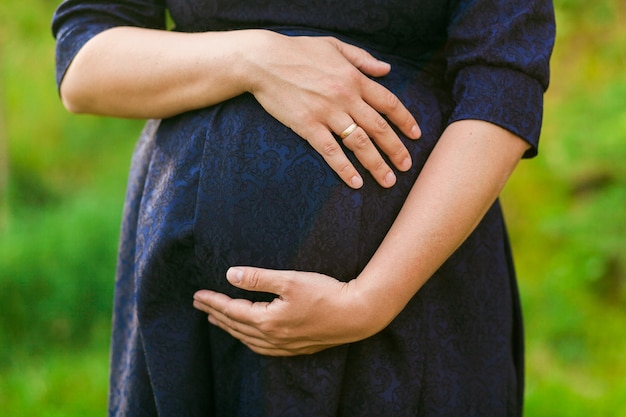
[343,275,400,340]
[231,29,284,95]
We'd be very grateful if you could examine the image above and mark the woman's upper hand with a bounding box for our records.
[193,267,389,356]
[61,27,419,189]
[241,32,421,189]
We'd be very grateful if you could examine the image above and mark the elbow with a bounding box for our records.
[59,79,90,114]
[60,95,83,115]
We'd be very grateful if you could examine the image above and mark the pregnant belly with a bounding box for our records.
[150,60,448,297]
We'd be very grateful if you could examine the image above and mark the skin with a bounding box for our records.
[61,27,421,189]
[193,120,529,356]
[61,26,530,357]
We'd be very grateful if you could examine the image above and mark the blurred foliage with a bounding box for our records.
[1,0,142,414]
[500,0,626,415]
[0,0,625,415]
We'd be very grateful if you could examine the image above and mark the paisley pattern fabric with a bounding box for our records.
[52,1,555,416]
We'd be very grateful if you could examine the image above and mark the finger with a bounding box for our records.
[329,113,398,187]
[348,104,413,173]
[334,121,397,188]
[241,341,305,357]
[209,313,339,357]
[193,292,276,339]
[192,289,261,324]
[192,291,241,322]
[205,307,274,343]
[205,307,285,350]
[243,340,342,357]
[327,37,421,140]
[206,314,300,357]
[275,122,367,189]
[243,344,332,357]
[201,299,313,353]
[362,81,421,140]
[327,37,391,78]
[226,267,306,297]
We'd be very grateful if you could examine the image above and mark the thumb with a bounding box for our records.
[331,38,391,77]
[226,266,290,295]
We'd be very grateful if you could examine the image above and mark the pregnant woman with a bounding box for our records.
[53,1,555,416]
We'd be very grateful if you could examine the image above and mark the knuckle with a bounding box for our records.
[383,90,400,110]
[321,140,343,157]
[330,81,355,102]
[247,270,262,289]
[372,158,388,173]
[391,142,408,157]
[281,271,297,289]
[257,318,275,335]
[221,306,233,321]
[373,115,391,133]
[343,66,363,83]
[260,321,288,342]
[336,161,354,176]
[349,131,370,150]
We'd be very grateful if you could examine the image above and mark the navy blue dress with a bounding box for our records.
[53,1,555,416]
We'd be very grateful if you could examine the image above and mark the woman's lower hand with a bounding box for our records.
[242,31,421,189]
[193,267,383,356]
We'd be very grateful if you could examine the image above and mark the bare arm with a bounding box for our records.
[193,119,530,355]
[61,27,267,118]
[61,27,421,188]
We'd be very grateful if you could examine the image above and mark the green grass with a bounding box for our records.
[1,1,140,414]
[1,0,625,415]
[500,1,626,413]
[0,340,110,417]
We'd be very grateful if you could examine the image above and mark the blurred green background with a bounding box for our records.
[0,0,624,415]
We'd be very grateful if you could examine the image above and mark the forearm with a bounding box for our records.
[191,119,532,354]
[60,27,265,118]
[59,26,419,188]
[351,120,530,329]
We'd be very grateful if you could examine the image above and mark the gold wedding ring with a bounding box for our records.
[339,122,358,139]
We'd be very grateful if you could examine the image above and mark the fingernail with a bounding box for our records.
[385,171,396,187]
[350,175,363,189]
[227,267,243,284]
[411,125,421,139]
[401,156,412,171]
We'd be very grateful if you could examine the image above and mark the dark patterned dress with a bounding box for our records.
[53,1,555,416]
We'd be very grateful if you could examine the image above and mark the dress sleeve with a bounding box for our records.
[444,0,555,157]
[51,0,167,89]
